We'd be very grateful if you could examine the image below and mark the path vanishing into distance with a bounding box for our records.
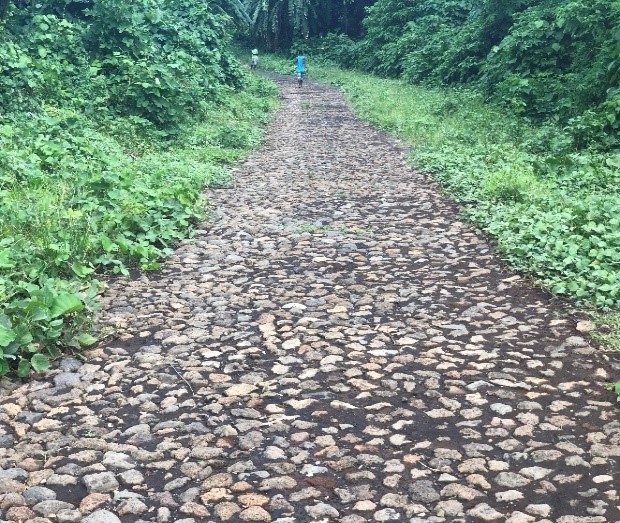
[1,75,620,523]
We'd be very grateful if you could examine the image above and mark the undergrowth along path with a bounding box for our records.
[1,75,619,523]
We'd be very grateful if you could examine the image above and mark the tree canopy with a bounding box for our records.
[276,0,620,148]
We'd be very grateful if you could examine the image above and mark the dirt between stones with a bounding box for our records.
[1,74,619,523]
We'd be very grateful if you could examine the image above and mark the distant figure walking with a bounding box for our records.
[250,49,258,70]
[295,51,305,87]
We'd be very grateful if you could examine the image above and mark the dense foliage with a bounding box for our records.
[311,1,620,150]
[244,0,372,50]
[0,0,277,376]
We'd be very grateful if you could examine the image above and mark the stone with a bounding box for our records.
[225,383,258,397]
[435,500,463,517]
[238,494,269,507]
[0,469,28,482]
[57,509,82,523]
[214,502,241,521]
[409,480,440,503]
[81,509,122,523]
[305,502,340,519]
[102,453,135,471]
[373,508,400,521]
[525,504,552,517]
[79,494,110,513]
[83,473,119,494]
[520,467,553,480]
[239,506,271,522]
[440,484,483,501]
[495,490,523,502]
[495,472,530,488]
[1,493,26,509]
[0,481,25,495]
[6,506,36,522]
[467,503,503,521]
[118,470,144,486]
[354,501,377,511]
[117,498,148,515]
[33,500,75,517]
[505,513,535,523]
[576,321,595,333]
[23,487,56,506]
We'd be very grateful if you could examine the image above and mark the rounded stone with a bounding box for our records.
[81,509,122,523]
[23,488,57,506]
[239,506,271,522]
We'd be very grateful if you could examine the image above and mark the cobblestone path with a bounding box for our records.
[1,77,620,523]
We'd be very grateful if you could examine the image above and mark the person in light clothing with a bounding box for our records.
[295,51,306,87]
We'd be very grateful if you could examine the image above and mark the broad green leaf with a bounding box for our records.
[71,263,95,278]
[0,325,16,348]
[31,308,49,322]
[31,353,50,373]
[78,333,98,346]
[0,125,14,137]
[0,314,11,329]
[17,359,31,377]
[50,293,84,318]
[101,236,114,252]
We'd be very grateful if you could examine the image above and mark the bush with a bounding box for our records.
[0,1,277,376]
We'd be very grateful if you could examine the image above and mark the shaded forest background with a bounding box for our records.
[244,0,620,149]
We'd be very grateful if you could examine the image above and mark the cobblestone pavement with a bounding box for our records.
[1,76,620,523]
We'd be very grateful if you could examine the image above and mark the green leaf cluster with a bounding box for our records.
[0,2,278,376]
[307,0,620,149]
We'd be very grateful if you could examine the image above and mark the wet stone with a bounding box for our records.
[81,510,122,523]
[409,480,440,503]
[23,488,57,506]
[83,473,119,494]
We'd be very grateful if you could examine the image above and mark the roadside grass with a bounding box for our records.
[0,73,278,376]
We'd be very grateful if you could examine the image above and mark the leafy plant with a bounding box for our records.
[0,1,278,376]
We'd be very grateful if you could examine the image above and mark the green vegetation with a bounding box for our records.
[303,1,620,147]
[0,1,278,376]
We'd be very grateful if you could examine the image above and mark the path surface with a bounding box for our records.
[1,76,619,523]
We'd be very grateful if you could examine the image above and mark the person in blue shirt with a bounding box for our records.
[295,51,306,87]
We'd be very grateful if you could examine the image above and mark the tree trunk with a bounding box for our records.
[0,0,10,20]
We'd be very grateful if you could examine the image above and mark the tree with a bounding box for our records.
[246,0,371,50]
[0,0,10,19]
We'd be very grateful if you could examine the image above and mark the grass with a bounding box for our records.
[591,313,620,351]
